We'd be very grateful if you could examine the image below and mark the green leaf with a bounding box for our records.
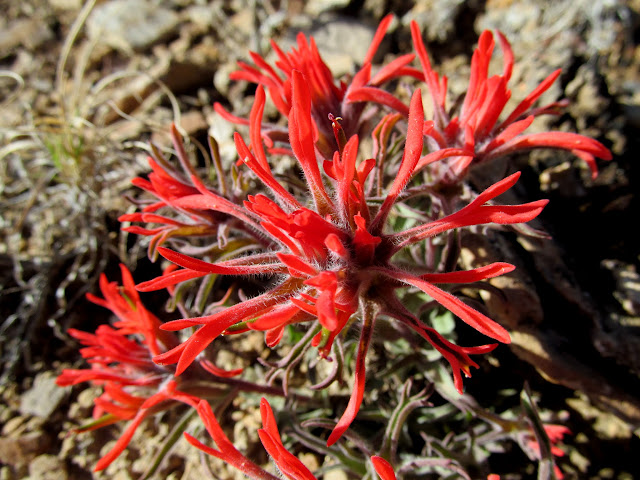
[429,309,455,335]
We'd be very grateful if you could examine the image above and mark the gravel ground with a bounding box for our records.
[1,1,639,478]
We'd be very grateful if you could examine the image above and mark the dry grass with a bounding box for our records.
[0,0,184,383]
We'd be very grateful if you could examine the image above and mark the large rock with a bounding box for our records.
[19,372,67,419]
[87,0,180,53]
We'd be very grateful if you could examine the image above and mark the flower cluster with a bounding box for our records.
[139,78,546,447]
[215,14,417,158]
[59,15,608,479]
[409,26,611,184]
[56,265,243,471]
[56,265,197,470]
[186,397,398,480]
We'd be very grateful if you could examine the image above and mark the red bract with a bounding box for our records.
[259,400,399,480]
[215,14,418,157]
[188,397,400,480]
[372,456,398,480]
[410,22,612,184]
[524,424,572,479]
[258,398,317,480]
[91,381,200,471]
[186,397,312,480]
[184,400,280,480]
[136,69,547,447]
[56,265,233,471]
[120,125,239,261]
[57,265,179,392]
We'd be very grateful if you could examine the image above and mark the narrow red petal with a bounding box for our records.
[259,398,283,444]
[277,253,318,278]
[289,70,333,210]
[363,14,393,64]
[213,102,250,125]
[258,431,317,480]
[499,69,562,128]
[496,30,514,81]
[490,132,612,161]
[327,306,376,446]
[371,89,424,233]
[410,21,446,115]
[420,262,515,283]
[200,359,243,378]
[347,86,410,116]
[157,247,285,276]
[136,269,207,292]
[94,412,148,471]
[370,54,416,86]
[379,268,511,343]
[371,456,397,480]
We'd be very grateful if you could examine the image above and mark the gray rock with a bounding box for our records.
[402,0,467,42]
[87,0,180,53]
[477,0,625,58]
[304,0,351,16]
[49,0,82,11]
[301,18,381,77]
[19,372,66,418]
[28,454,68,480]
[0,18,54,58]
[0,432,51,467]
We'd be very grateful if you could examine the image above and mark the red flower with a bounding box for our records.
[258,398,317,480]
[524,423,571,479]
[91,381,200,471]
[187,397,400,480]
[135,69,546,447]
[119,125,237,261]
[186,397,312,480]
[410,23,612,184]
[184,399,280,480]
[259,400,399,479]
[56,265,237,471]
[215,14,418,157]
[57,264,179,387]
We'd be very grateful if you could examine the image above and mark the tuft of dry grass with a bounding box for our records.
[0,0,183,383]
